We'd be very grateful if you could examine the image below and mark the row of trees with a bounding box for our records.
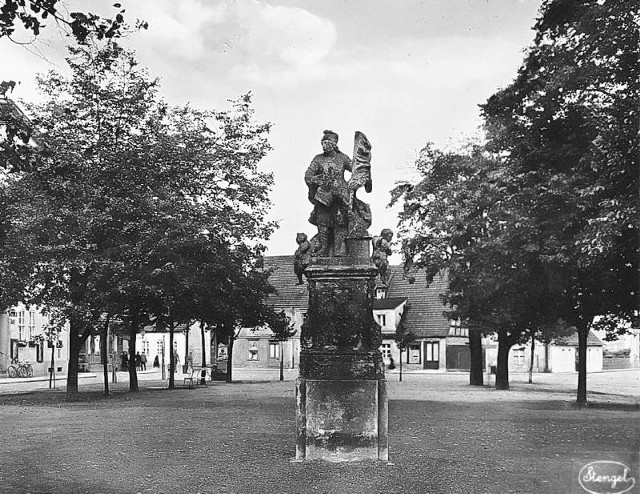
[0,42,290,396]
[392,0,638,403]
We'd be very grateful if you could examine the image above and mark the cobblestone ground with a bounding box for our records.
[0,370,637,494]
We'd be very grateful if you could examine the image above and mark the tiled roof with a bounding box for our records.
[261,257,451,338]
[263,255,309,310]
[554,329,604,347]
[384,265,450,338]
[372,297,407,310]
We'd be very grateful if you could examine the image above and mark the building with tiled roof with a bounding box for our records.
[229,256,602,375]
[233,255,305,371]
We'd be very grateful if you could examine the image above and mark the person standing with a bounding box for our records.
[140,352,147,371]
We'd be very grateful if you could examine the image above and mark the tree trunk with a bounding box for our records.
[66,317,87,396]
[200,321,207,367]
[469,329,484,386]
[49,344,56,389]
[101,315,110,397]
[168,320,175,390]
[544,341,550,373]
[495,330,512,390]
[576,324,588,405]
[279,341,284,381]
[528,332,535,384]
[226,334,234,383]
[184,324,189,367]
[128,316,139,392]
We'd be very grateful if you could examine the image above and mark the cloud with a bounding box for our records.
[124,0,337,87]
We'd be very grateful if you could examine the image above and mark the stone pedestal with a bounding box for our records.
[295,236,388,462]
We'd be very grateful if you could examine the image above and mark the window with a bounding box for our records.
[513,348,525,367]
[141,340,150,355]
[409,344,421,364]
[381,343,391,358]
[18,311,25,340]
[248,340,259,361]
[156,341,163,358]
[376,288,386,299]
[269,342,280,360]
[28,311,36,339]
[448,319,469,337]
[425,342,439,362]
[377,314,386,327]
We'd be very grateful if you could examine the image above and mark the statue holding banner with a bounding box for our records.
[304,129,373,257]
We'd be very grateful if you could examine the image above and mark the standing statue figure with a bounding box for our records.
[305,130,352,256]
[305,129,373,256]
[293,233,312,285]
[372,229,393,283]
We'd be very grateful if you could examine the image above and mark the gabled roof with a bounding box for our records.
[261,257,451,338]
[384,265,450,338]
[373,297,407,310]
[263,255,309,310]
[554,329,604,347]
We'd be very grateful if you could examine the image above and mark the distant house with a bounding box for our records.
[373,266,453,371]
[484,330,605,374]
[232,256,304,371]
[0,304,69,378]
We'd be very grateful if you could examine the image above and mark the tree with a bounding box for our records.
[391,143,566,390]
[4,42,277,395]
[0,1,146,43]
[393,304,414,382]
[267,310,297,382]
[481,0,639,403]
[210,259,277,383]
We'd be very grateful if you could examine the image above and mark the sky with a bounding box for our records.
[1,0,543,261]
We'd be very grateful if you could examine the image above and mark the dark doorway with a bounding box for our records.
[424,341,440,370]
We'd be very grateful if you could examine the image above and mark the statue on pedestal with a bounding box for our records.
[296,128,387,463]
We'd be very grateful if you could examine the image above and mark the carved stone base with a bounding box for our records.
[296,378,388,462]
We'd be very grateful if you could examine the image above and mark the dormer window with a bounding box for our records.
[376,288,386,299]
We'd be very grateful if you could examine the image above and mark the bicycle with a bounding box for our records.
[7,361,33,378]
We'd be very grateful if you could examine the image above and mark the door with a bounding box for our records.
[446,345,470,370]
[424,341,440,370]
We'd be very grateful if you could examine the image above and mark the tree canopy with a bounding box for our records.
[1,42,278,394]
[0,1,146,42]
[393,0,639,401]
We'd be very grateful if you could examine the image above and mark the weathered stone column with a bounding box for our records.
[295,236,389,462]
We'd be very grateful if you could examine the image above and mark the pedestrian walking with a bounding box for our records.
[135,352,142,371]
[153,355,160,368]
[140,352,147,371]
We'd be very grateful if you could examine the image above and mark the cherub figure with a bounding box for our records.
[371,228,393,283]
[294,232,312,285]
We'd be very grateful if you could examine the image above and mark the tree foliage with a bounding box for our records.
[393,0,639,401]
[0,1,146,42]
[2,42,277,394]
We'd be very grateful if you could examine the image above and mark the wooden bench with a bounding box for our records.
[183,368,209,388]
